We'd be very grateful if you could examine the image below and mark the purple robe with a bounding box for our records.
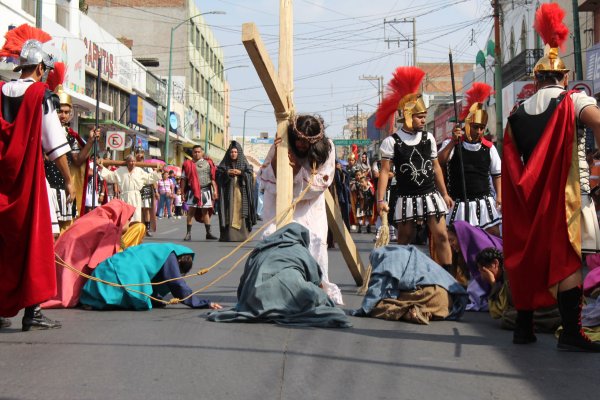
[453,221,503,311]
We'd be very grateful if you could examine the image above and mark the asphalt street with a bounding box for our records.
[0,216,596,400]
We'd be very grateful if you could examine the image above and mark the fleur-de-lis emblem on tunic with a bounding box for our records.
[399,148,432,186]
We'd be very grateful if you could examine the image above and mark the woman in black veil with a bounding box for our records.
[216,141,256,241]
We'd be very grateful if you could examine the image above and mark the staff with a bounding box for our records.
[449,49,469,218]
[92,57,102,210]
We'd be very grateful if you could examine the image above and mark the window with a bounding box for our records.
[520,19,527,53]
[56,2,69,30]
[509,29,515,59]
[22,0,35,17]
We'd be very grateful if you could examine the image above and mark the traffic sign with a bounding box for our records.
[106,131,125,151]
[332,139,371,146]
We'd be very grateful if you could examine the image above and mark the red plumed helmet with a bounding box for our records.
[375,66,425,129]
[46,62,66,92]
[460,82,494,121]
[533,3,569,50]
[0,24,52,59]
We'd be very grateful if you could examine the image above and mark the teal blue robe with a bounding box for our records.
[80,243,194,310]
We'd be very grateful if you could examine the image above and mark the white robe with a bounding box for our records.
[258,139,344,305]
[100,166,161,222]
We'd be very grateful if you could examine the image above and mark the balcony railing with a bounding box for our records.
[501,49,544,87]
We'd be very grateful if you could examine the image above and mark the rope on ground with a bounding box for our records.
[54,171,316,305]
[357,210,389,295]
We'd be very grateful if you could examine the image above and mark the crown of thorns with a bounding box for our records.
[290,114,324,144]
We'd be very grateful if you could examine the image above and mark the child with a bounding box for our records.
[173,187,183,219]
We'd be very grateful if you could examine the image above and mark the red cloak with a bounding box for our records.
[502,91,581,310]
[182,157,216,223]
[0,81,56,317]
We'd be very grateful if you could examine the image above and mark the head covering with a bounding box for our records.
[459,82,494,141]
[532,3,569,75]
[0,24,55,72]
[220,140,249,170]
[46,62,71,107]
[375,66,426,131]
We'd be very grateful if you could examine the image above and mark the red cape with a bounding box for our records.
[502,91,581,310]
[42,199,135,308]
[0,81,56,317]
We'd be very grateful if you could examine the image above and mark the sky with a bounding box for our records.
[198,0,493,139]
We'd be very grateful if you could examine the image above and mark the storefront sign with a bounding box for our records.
[106,131,126,151]
[332,139,371,146]
[587,43,600,95]
[130,95,157,131]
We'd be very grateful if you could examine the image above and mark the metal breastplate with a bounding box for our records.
[448,144,491,200]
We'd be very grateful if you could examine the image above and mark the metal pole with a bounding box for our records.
[412,18,417,66]
[493,0,503,155]
[164,26,175,164]
[242,109,247,151]
[572,0,583,80]
[449,49,469,218]
[205,76,212,153]
[92,58,102,210]
[35,0,42,28]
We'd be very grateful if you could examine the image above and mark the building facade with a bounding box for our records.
[87,0,229,161]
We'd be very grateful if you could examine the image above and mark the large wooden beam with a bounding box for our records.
[242,23,288,114]
[275,0,294,228]
[324,190,365,286]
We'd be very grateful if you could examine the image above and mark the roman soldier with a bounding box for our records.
[438,83,502,236]
[0,24,72,330]
[503,3,600,351]
[374,66,453,267]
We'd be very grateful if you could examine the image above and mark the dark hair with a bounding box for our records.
[535,71,566,85]
[288,114,331,168]
[192,145,203,151]
[177,254,194,275]
[476,247,503,269]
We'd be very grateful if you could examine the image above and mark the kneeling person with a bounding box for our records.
[80,243,221,310]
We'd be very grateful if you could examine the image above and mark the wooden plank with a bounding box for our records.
[242,23,288,114]
[324,190,365,286]
[275,0,294,228]
[99,160,162,168]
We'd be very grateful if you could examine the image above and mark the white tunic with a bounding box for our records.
[2,79,70,234]
[100,166,161,222]
[258,139,344,305]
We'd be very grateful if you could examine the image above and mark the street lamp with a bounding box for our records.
[204,65,248,154]
[242,103,268,150]
[164,10,225,164]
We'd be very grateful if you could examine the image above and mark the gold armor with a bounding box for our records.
[397,93,427,131]
[533,45,569,75]
[464,103,488,141]
[56,84,72,107]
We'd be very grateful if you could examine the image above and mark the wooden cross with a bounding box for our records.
[242,0,365,285]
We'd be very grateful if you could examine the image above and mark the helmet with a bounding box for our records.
[464,103,488,141]
[56,85,72,107]
[398,93,427,131]
[14,39,55,72]
[533,46,569,75]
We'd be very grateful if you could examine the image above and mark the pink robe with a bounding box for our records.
[42,199,135,308]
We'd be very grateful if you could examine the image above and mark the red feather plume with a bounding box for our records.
[0,24,52,59]
[459,82,494,121]
[375,66,425,129]
[46,62,66,92]
[533,3,569,50]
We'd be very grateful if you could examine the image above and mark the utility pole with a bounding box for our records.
[359,75,384,104]
[384,18,416,65]
[493,0,503,155]
[356,104,360,139]
[572,0,583,80]
[36,0,42,28]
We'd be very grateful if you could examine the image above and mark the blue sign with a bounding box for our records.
[250,138,274,144]
[169,112,178,132]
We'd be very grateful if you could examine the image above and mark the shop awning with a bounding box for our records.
[78,118,135,134]
[66,88,113,113]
